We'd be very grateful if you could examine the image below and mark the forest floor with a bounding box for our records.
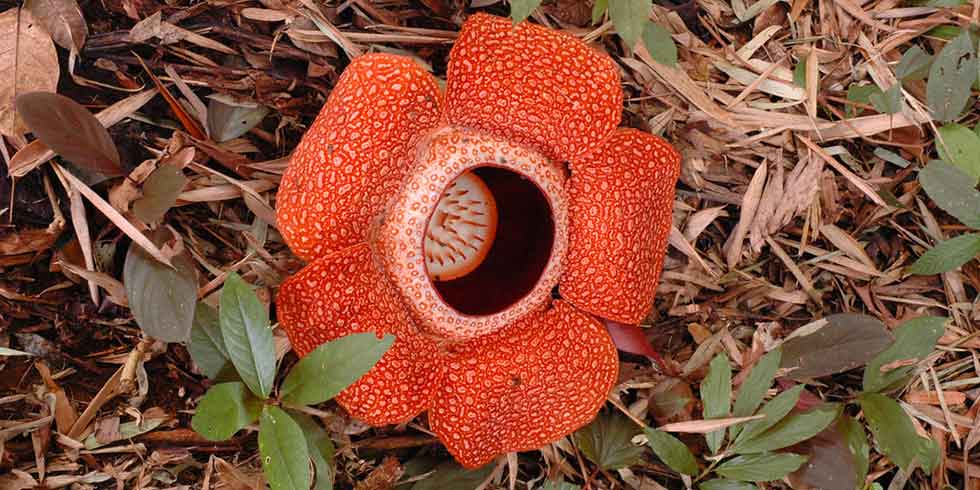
[0,0,978,489]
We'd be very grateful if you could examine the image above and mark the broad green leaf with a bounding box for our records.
[191,382,262,441]
[699,479,758,490]
[290,413,335,490]
[780,314,893,380]
[715,453,807,482]
[870,84,903,114]
[259,406,311,490]
[839,415,870,486]
[608,0,651,47]
[644,428,698,475]
[733,349,781,418]
[412,461,495,490]
[0,347,32,356]
[188,302,231,379]
[895,45,933,81]
[281,332,395,406]
[734,403,841,454]
[14,92,123,176]
[131,165,188,225]
[573,411,644,469]
[858,393,940,472]
[206,95,269,143]
[509,0,542,23]
[936,123,980,182]
[926,30,976,122]
[919,160,980,228]
[909,233,980,274]
[846,83,882,117]
[729,349,781,440]
[927,25,962,41]
[220,272,276,399]
[863,316,946,393]
[642,22,677,66]
[733,385,804,447]
[701,353,732,453]
[123,229,199,343]
[875,147,910,168]
[591,0,608,24]
[793,57,807,88]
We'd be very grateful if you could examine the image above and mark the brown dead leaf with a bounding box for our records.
[0,7,59,137]
[25,0,87,52]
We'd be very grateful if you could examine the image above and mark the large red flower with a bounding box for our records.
[276,13,680,468]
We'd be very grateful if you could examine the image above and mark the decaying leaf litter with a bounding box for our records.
[0,0,978,488]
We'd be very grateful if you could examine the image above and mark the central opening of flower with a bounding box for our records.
[424,166,555,316]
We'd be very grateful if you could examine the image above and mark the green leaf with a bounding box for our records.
[858,393,940,473]
[290,413,335,490]
[123,229,199,343]
[608,0,651,47]
[734,403,842,454]
[281,332,395,406]
[875,147,910,168]
[412,461,495,490]
[190,382,262,441]
[259,406,311,490]
[573,411,644,469]
[715,453,807,482]
[846,83,882,117]
[591,0,608,25]
[699,479,758,490]
[909,233,980,274]
[733,385,804,447]
[926,30,976,122]
[839,415,870,486]
[701,353,732,454]
[509,0,542,23]
[863,316,946,393]
[733,349,781,419]
[131,165,188,225]
[780,314,894,380]
[641,22,676,66]
[729,349,781,441]
[188,302,231,379]
[644,428,698,475]
[895,45,933,82]
[936,123,980,182]
[919,160,980,228]
[870,84,903,114]
[220,272,276,399]
[793,57,807,88]
[206,95,270,143]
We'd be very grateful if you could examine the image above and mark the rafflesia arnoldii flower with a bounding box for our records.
[276,13,681,468]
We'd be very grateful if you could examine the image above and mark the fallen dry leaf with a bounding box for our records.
[25,0,87,52]
[0,7,59,136]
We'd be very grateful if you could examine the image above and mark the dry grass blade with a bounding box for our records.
[52,163,172,266]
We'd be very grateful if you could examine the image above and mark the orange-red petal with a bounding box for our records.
[276,53,443,261]
[443,13,622,163]
[561,129,680,324]
[429,300,618,468]
[276,244,442,425]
